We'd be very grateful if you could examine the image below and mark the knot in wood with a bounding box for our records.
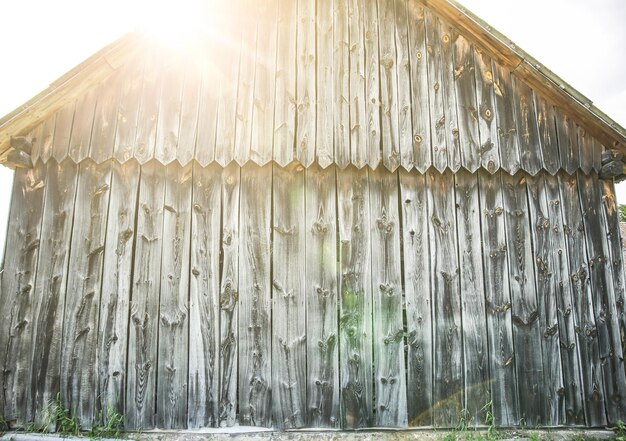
[381,53,394,69]
[376,215,394,235]
[379,283,395,296]
[312,218,329,235]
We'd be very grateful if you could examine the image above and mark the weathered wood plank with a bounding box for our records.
[473,48,500,173]
[195,52,220,167]
[554,107,579,176]
[305,164,339,427]
[501,172,544,426]
[0,163,46,424]
[176,67,201,166]
[534,94,560,175]
[296,0,316,167]
[51,103,76,163]
[406,2,432,173]
[126,161,166,430]
[28,161,79,427]
[511,77,542,176]
[440,22,461,172]
[348,0,367,169]
[399,169,432,426]
[592,136,603,173]
[542,174,585,424]
[369,167,407,427]
[337,166,374,428]
[316,0,334,168]
[333,0,350,169]
[578,172,626,424]
[188,162,221,429]
[156,162,192,428]
[578,125,594,175]
[133,51,162,165]
[363,0,381,169]
[272,163,306,428]
[238,163,272,427]
[526,173,565,425]
[39,114,56,164]
[29,123,44,165]
[492,61,520,174]
[425,11,447,173]
[395,0,413,171]
[68,88,98,164]
[454,169,489,425]
[452,35,479,172]
[218,163,241,427]
[427,170,462,426]
[274,0,297,167]
[154,63,184,165]
[61,160,112,428]
[114,56,146,164]
[558,173,606,426]
[477,171,519,426]
[97,160,140,422]
[91,73,122,164]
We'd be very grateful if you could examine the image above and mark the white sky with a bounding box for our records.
[0,0,624,257]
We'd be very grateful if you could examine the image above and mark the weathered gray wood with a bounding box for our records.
[28,161,79,427]
[440,23,461,172]
[577,172,626,423]
[473,48,500,173]
[28,123,44,165]
[176,67,201,166]
[218,163,241,427]
[91,74,122,164]
[427,170,462,426]
[526,173,565,425]
[578,125,594,175]
[477,171,519,426]
[534,95,560,175]
[348,0,366,169]
[501,172,544,426]
[511,77,542,176]
[399,169,432,426]
[274,0,297,167]
[369,167,407,427]
[454,169,489,426]
[296,0,316,167]
[97,160,140,421]
[395,0,413,171]
[238,163,272,427]
[114,56,146,164]
[0,163,46,424]
[154,63,184,165]
[156,162,192,428]
[61,160,112,428]
[492,61,520,174]
[558,173,606,426]
[195,56,219,167]
[425,11,447,173]
[542,174,585,424]
[316,0,334,168]
[68,88,98,164]
[188,162,221,428]
[452,35,480,172]
[592,136,604,173]
[406,2,432,173]
[337,166,374,428]
[126,161,166,430]
[332,0,350,168]
[133,51,162,165]
[554,107,579,175]
[305,164,339,427]
[272,163,306,428]
[39,114,56,164]
[51,103,75,163]
[363,0,381,169]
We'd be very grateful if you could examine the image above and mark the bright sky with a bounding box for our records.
[0,0,624,257]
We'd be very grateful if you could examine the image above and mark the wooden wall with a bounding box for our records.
[2,160,625,430]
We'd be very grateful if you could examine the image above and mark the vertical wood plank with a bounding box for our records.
[492,61,520,174]
[511,77,542,176]
[455,169,489,425]
[305,164,339,427]
[114,57,146,164]
[154,63,184,165]
[406,2,432,173]
[337,166,374,428]
[578,126,594,175]
[29,123,44,165]
[39,114,57,165]
[238,163,272,427]
[272,163,306,428]
[363,0,381,169]
[61,160,112,428]
[440,23,461,172]
[349,0,367,169]
[333,0,350,169]
[428,170,462,426]
[218,163,241,426]
[134,52,162,165]
[477,171,519,426]
[28,161,79,427]
[296,0,316,167]
[425,11,447,173]
[399,169,433,426]
[0,163,46,424]
[534,95,560,175]
[97,161,140,422]
[554,107,579,176]
[126,161,166,430]
[317,0,335,168]
[369,167,407,427]
[592,136,603,173]
[51,104,76,163]
[91,74,123,164]
[195,54,220,167]
[68,89,98,164]
[473,48,500,173]
[558,173,606,426]
[394,0,413,171]
[501,172,544,426]
[176,67,202,166]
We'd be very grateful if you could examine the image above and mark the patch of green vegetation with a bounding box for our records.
[0,414,9,434]
[613,420,626,441]
[28,394,81,436]
[88,408,124,439]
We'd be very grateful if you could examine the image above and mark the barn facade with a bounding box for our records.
[2,0,626,431]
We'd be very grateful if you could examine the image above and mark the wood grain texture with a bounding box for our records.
[592,136,603,173]
[578,125,594,175]
[195,55,219,167]
[68,88,98,164]
[154,63,184,165]
[133,51,162,165]
[333,0,350,169]
[296,0,316,167]
[555,107,579,176]
[0,163,46,424]
[61,160,112,429]
[91,73,122,164]
[51,103,76,163]
[238,163,272,427]
[511,77,542,176]
[399,169,433,426]
[363,0,381,169]
[126,161,166,430]
[176,67,201,166]
[369,167,407,427]
[39,114,57,165]
[316,0,334,168]
[440,22,461,172]
[477,171,519,426]
[305,164,339,427]
[349,0,367,169]
[454,169,489,425]
[395,0,413,171]
[337,166,374,428]
[28,123,44,165]
[272,163,306,428]
[492,61,520,175]
[114,56,146,164]
[534,95,560,175]
[473,48,500,173]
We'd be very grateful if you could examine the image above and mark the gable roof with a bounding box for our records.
[0,0,623,174]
